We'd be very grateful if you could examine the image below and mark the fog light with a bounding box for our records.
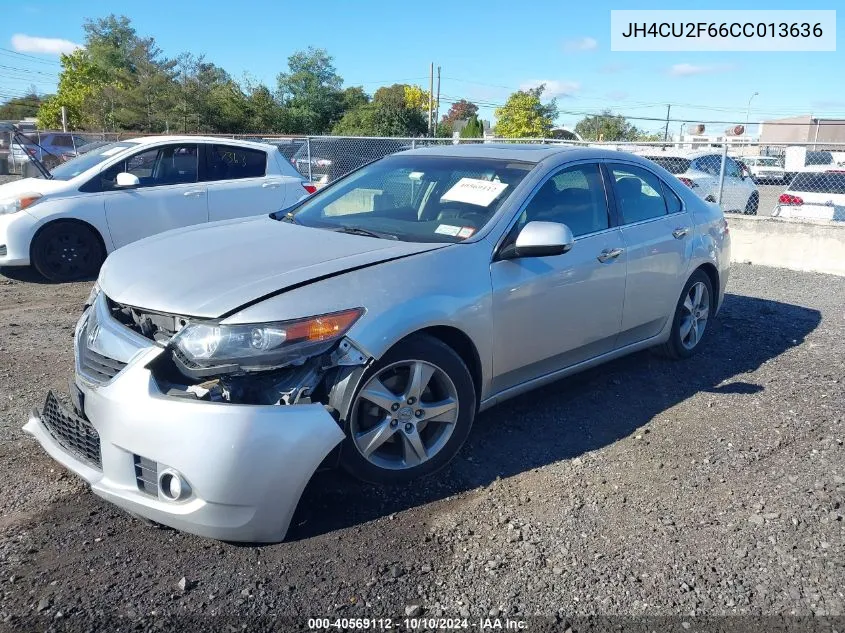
[158,469,190,501]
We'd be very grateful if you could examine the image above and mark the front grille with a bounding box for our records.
[40,391,101,469]
[133,455,159,497]
[78,344,127,384]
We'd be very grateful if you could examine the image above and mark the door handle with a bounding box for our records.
[261,182,281,189]
[672,227,689,239]
[597,247,624,263]
[183,190,205,197]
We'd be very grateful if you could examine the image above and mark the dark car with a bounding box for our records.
[291,138,411,184]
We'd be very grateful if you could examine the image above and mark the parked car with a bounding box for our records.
[0,135,315,281]
[291,138,411,184]
[776,168,845,221]
[9,132,90,169]
[639,150,759,214]
[741,156,786,183]
[23,144,730,542]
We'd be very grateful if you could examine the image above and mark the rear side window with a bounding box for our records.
[661,182,683,214]
[642,156,691,175]
[204,145,267,181]
[692,155,721,176]
[789,172,845,194]
[608,163,669,224]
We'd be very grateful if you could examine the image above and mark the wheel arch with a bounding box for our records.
[416,325,483,409]
[29,217,108,263]
[693,262,719,315]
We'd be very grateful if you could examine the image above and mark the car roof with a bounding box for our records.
[633,148,717,159]
[397,143,607,163]
[125,135,278,151]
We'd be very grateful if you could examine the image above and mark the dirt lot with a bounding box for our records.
[0,263,843,631]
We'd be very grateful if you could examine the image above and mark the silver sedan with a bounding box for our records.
[24,144,731,542]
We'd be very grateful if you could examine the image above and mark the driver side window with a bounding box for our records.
[99,144,198,191]
[519,163,610,237]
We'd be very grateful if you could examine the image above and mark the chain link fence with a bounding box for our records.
[2,131,843,221]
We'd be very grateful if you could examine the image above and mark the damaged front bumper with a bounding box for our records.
[22,296,348,543]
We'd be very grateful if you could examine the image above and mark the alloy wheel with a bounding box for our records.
[350,360,460,470]
[680,281,710,350]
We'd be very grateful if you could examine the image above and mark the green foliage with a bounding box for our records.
[0,91,44,121]
[494,85,557,138]
[574,110,655,142]
[435,121,454,138]
[28,14,477,138]
[460,114,484,138]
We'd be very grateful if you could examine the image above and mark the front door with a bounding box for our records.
[490,162,627,393]
[100,143,208,248]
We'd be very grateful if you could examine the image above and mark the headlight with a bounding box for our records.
[171,308,364,375]
[0,193,43,215]
[84,282,101,309]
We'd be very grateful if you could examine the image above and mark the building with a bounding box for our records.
[759,115,845,145]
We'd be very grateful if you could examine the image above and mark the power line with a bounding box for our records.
[0,47,63,66]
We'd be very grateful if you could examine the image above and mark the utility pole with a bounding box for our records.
[60,106,67,133]
[428,62,434,135]
[663,104,671,143]
[434,65,441,136]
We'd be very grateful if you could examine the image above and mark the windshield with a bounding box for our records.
[287,155,534,242]
[49,141,137,181]
[642,156,690,175]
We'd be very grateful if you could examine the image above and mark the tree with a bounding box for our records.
[460,114,484,138]
[0,90,44,121]
[574,110,650,142]
[441,99,478,126]
[494,85,557,138]
[38,49,107,129]
[403,85,434,113]
[276,47,344,134]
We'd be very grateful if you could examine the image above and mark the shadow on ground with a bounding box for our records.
[287,292,820,541]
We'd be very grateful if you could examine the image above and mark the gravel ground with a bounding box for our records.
[0,264,843,631]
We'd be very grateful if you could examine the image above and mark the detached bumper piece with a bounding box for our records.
[38,391,101,470]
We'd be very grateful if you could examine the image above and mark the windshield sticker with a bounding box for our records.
[435,224,462,237]
[100,147,125,156]
[441,177,509,207]
[457,227,476,239]
[408,171,424,180]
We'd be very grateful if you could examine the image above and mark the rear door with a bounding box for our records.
[203,143,293,222]
[606,161,691,346]
[99,143,208,248]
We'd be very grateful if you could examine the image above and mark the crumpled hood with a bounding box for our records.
[0,177,71,199]
[99,216,446,318]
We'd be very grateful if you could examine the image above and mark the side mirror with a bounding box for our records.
[115,172,140,188]
[500,221,575,259]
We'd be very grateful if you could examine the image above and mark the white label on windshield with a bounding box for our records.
[100,147,125,156]
[408,171,424,180]
[441,178,508,207]
[435,224,462,236]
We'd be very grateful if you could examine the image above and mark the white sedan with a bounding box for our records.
[776,169,845,221]
[0,136,314,281]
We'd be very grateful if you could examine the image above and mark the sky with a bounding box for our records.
[1,0,843,137]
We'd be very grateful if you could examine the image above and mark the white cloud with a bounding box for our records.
[564,36,598,51]
[11,33,81,55]
[520,79,581,98]
[668,63,734,77]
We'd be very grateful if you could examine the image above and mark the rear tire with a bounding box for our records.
[339,334,476,485]
[31,221,105,282]
[658,270,714,360]
[745,191,759,215]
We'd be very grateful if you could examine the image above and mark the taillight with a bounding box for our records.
[302,183,317,194]
[678,177,697,189]
[290,158,296,165]
[778,193,803,206]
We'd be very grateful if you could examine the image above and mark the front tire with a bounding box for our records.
[339,334,476,485]
[31,221,105,282]
[659,270,714,360]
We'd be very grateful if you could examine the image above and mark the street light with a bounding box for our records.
[745,92,759,144]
